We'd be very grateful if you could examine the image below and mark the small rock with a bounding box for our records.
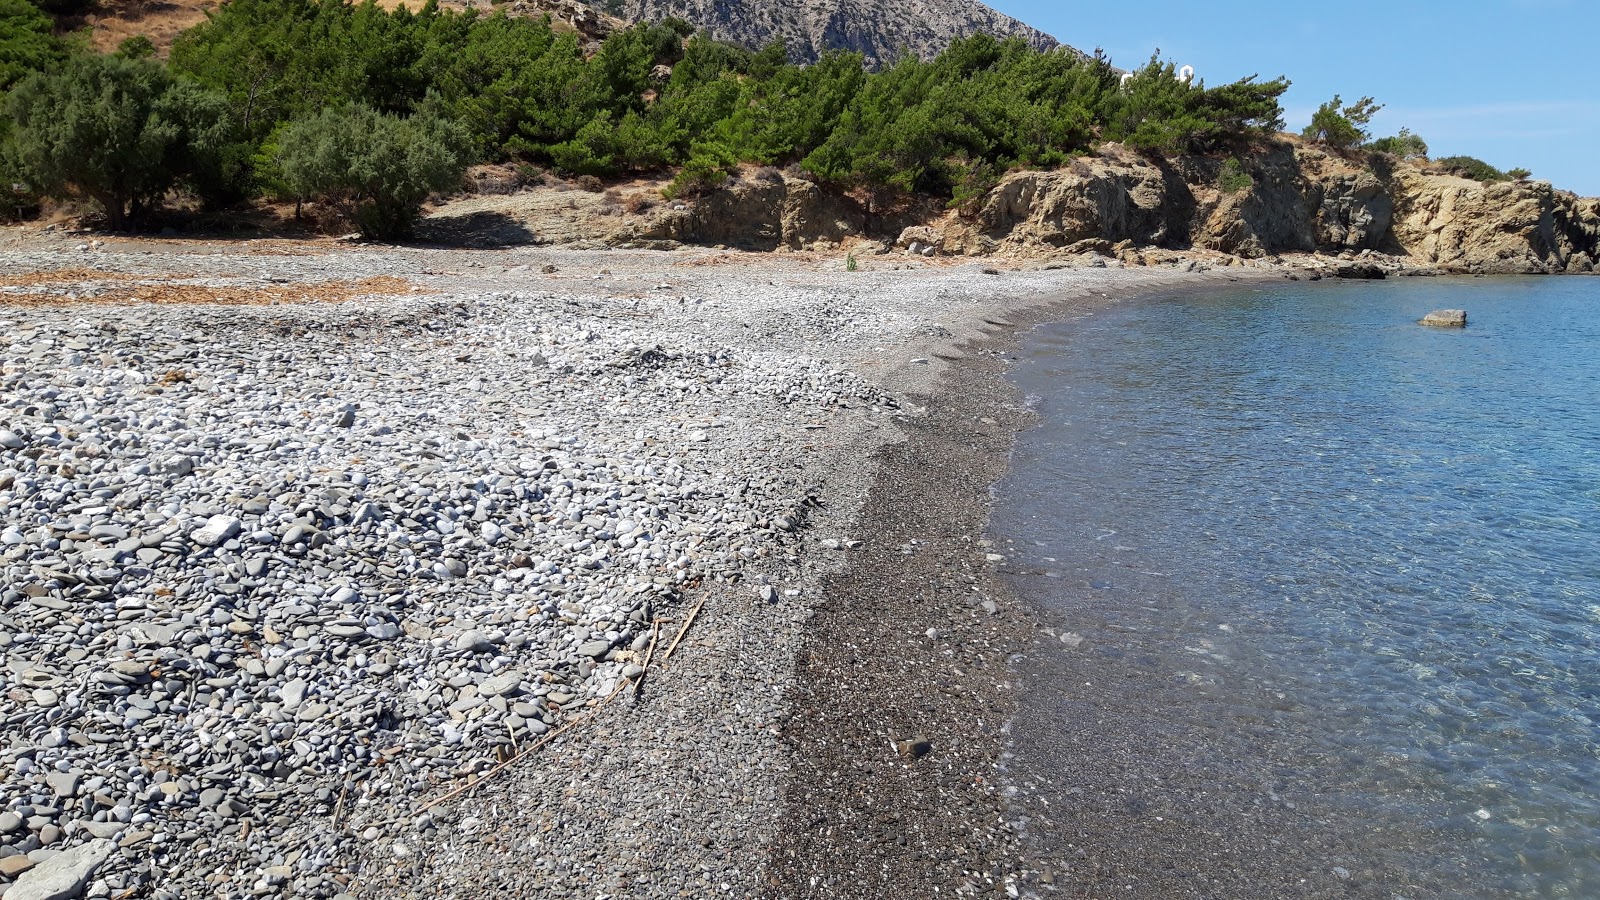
[479,671,522,697]
[894,736,934,760]
[3,838,114,900]
[1420,308,1467,327]
[191,515,242,547]
[1334,263,1386,280]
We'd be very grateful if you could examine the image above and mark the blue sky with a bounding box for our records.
[988,0,1600,196]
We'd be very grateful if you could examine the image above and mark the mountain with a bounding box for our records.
[615,0,1066,66]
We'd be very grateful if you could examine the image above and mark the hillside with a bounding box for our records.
[60,0,1062,63]
[428,136,1600,276]
[616,0,1064,65]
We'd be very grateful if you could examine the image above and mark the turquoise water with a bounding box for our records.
[995,277,1600,897]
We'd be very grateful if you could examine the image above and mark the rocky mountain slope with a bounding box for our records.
[615,0,1063,65]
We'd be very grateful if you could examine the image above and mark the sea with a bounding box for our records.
[992,276,1600,898]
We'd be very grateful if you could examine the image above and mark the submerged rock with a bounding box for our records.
[1420,308,1468,327]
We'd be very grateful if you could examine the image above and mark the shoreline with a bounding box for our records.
[0,230,1277,899]
[763,271,1265,897]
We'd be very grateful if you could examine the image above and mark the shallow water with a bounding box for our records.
[994,277,1600,898]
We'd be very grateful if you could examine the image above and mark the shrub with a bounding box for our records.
[1366,127,1428,160]
[0,0,64,92]
[664,141,736,199]
[272,104,471,240]
[1507,167,1532,181]
[3,54,234,229]
[1218,157,1253,194]
[1303,94,1382,150]
[1435,155,1508,183]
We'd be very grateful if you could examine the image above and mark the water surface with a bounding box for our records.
[995,277,1600,898]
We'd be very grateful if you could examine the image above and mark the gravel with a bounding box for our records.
[0,229,1253,899]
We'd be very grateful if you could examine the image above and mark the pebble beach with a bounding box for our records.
[0,231,1257,899]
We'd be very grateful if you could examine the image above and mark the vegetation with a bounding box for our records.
[1217,157,1253,194]
[1367,127,1428,160]
[270,104,471,239]
[1434,155,1517,183]
[0,0,65,93]
[3,54,233,228]
[35,0,1557,233]
[1303,94,1382,150]
[2,0,1555,236]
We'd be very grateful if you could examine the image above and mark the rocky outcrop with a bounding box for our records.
[967,153,1192,254]
[1390,172,1600,274]
[619,0,1065,66]
[630,172,865,250]
[956,141,1599,273]
[426,139,1598,275]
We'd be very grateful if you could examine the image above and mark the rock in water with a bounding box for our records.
[1335,263,1387,280]
[1420,309,1468,327]
[4,838,114,900]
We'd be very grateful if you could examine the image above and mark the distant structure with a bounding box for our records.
[1118,64,1194,88]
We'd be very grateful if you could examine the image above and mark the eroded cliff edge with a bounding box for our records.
[434,136,1600,275]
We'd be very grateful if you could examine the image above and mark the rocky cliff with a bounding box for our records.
[936,139,1600,274]
[616,0,1063,65]
[432,139,1599,275]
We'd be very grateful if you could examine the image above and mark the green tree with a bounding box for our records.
[1366,127,1428,159]
[0,0,64,92]
[1303,94,1382,150]
[272,103,471,240]
[3,54,233,229]
[1507,167,1532,181]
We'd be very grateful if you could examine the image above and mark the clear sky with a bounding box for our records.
[987,0,1600,197]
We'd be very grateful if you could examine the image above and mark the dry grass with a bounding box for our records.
[86,0,221,56]
[0,275,421,307]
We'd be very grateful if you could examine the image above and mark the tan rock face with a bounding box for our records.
[423,140,1598,274]
[1390,173,1600,274]
[962,142,1598,273]
[975,156,1188,253]
[670,174,866,250]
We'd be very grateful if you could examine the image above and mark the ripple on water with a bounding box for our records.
[997,277,1600,898]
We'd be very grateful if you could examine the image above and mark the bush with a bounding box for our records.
[1435,155,1508,183]
[272,104,471,240]
[1303,94,1382,150]
[0,0,65,92]
[664,141,736,199]
[1366,127,1428,160]
[3,54,234,229]
[1218,157,1253,194]
[1507,167,1532,181]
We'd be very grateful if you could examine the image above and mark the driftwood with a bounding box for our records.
[661,593,708,662]
[417,677,631,814]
